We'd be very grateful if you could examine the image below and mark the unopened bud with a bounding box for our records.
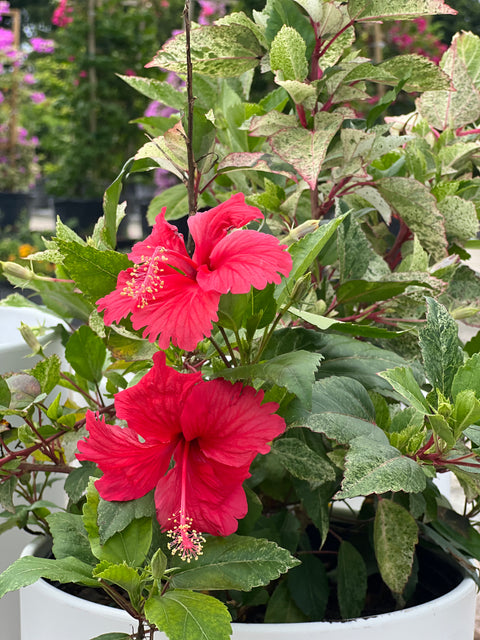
[290,273,312,303]
[451,306,480,320]
[0,261,35,283]
[284,220,319,245]
[312,299,327,315]
[19,323,43,356]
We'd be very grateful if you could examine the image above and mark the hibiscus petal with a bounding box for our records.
[196,229,292,294]
[96,269,137,326]
[190,193,263,266]
[181,379,286,467]
[76,412,174,502]
[155,441,249,536]
[115,351,201,442]
[129,208,189,264]
[130,273,220,350]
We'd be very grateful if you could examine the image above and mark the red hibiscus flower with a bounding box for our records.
[96,193,292,350]
[76,352,286,561]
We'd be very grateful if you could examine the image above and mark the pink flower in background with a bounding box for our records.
[0,2,10,15]
[0,91,3,104]
[23,73,36,85]
[79,70,87,78]
[124,68,135,76]
[52,0,73,27]
[97,193,292,351]
[413,17,427,34]
[30,37,54,53]
[30,92,46,104]
[0,27,14,50]
[77,352,286,560]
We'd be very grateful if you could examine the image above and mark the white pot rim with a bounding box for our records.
[21,537,477,631]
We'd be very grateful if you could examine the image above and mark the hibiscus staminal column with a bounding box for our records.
[166,440,206,562]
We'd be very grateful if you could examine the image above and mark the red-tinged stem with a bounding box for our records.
[296,103,308,129]
[384,219,413,270]
[6,462,74,476]
[416,434,435,458]
[456,127,480,137]
[320,95,334,112]
[429,126,441,139]
[326,294,337,315]
[318,176,353,217]
[336,304,379,322]
[309,20,323,82]
[318,18,356,59]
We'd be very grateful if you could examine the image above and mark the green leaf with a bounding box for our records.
[264,580,309,622]
[374,500,418,595]
[419,297,464,397]
[455,31,480,90]
[269,112,344,190]
[337,435,426,498]
[57,240,131,304]
[144,590,231,640]
[65,325,106,384]
[378,367,430,413]
[270,25,308,81]
[97,492,156,544]
[287,554,328,620]
[30,355,61,396]
[348,0,456,20]
[93,563,142,603]
[452,353,480,400]
[272,437,336,484]
[337,541,367,619]
[377,177,447,262]
[275,214,347,306]
[170,535,299,591]
[0,555,98,597]
[306,412,388,445]
[335,279,429,306]
[118,74,186,110]
[0,376,11,409]
[0,477,16,513]
[47,512,96,566]
[64,461,102,504]
[219,351,322,408]
[147,24,263,77]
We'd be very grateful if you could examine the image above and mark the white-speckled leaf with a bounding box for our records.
[454,31,480,90]
[377,177,447,262]
[270,112,344,189]
[146,24,263,77]
[348,0,456,20]
[274,77,317,109]
[270,25,308,81]
[438,195,479,241]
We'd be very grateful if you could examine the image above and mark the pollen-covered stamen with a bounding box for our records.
[121,247,167,304]
[166,440,205,562]
[167,510,205,562]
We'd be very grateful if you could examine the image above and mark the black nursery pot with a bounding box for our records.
[0,192,32,229]
[54,198,103,237]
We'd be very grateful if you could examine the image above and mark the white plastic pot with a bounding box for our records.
[0,305,66,375]
[19,538,477,640]
[0,306,67,640]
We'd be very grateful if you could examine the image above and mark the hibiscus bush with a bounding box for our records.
[2,0,480,639]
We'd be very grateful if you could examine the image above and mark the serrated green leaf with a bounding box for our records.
[270,25,308,81]
[170,535,299,591]
[419,297,464,397]
[47,511,96,566]
[30,354,61,396]
[0,376,11,409]
[306,411,388,445]
[378,367,430,413]
[374,500,418,595]
[0,477,16,513]
[272,437,336,484]
[57,240,131,304]
[337,541,367,619]
[97,492,155,544]
[147,24,263,77]
[219,351,322,407]
[455,31,480,90]
[335,279,429,306]
[0,555,98,597]
[93,563,142,603]
[64,461,102,504]
[144,590,231,640]
[65,325,106,384]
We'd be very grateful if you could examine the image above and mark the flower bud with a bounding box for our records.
[19,323,43,356]
[451,306,480,320]
[0,261,35,283]
[284,220,319,245]
[290,273,312,303]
